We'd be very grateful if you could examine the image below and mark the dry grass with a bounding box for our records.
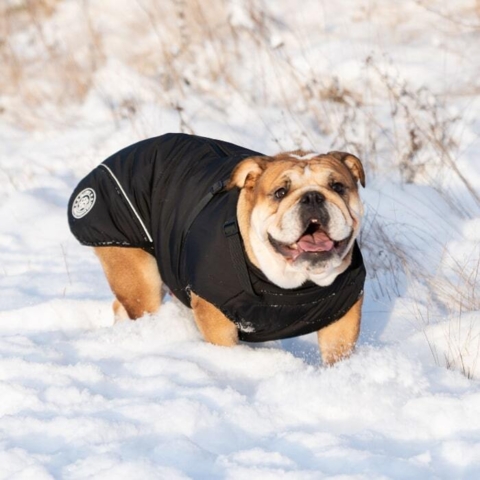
[362,214,480,378]
[0,0,104,127]
[432,255,479,379]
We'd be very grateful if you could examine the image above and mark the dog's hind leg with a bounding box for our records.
[317,295,363,366]
[94,246,162,321]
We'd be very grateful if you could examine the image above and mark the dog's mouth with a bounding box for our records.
[268,220,350,262]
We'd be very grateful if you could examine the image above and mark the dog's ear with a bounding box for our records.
[228,156,271,190]
[327,151,366,188]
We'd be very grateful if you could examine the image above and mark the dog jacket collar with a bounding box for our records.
[68,133,366,343]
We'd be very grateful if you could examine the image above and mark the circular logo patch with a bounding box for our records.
[72,188,96,219]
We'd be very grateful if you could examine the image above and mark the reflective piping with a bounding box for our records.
[99,163,153,243]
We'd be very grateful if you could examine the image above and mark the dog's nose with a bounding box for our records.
[300,191,325,206]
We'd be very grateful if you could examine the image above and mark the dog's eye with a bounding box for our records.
[274,187,288,200]
[330,182,346,195]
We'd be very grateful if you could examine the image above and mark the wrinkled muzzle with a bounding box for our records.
[268,191,353,263]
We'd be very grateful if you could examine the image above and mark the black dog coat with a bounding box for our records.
[68,133,366,342]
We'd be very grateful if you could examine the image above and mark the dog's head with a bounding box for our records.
[228,151,365,288]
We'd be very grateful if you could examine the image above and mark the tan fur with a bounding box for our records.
[231,154,362,269]
[228,156,270,190]
[327,151,366,187]
[228,152,365,290]
[113,298,129,321]
[190,292,239,346]
[317,296,363,366]
[94,246,162,320]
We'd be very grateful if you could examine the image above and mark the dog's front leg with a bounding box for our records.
[317,296,363,366]
[190,293,239,346]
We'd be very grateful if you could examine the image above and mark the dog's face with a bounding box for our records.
[229,151,365,288]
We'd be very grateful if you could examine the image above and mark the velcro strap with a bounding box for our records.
[224,218,258,297]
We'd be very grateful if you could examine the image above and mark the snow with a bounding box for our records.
[1,0,480,478]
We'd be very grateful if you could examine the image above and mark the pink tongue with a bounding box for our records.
[297,230,334,252]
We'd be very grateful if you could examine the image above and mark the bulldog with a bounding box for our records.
[68,133,366,365]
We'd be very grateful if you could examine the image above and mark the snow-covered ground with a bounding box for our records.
[1,1,480,478]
